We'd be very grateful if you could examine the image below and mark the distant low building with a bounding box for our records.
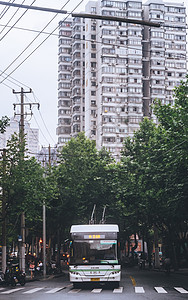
[36,145,58,167]
[0,116,39,157]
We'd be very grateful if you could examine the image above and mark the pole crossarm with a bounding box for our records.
[0,1,67,14]
[13,89,39,117]
[12,88,32,94]
[72,13,160,27]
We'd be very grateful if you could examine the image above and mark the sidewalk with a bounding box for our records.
[25,269,67,282]
[149,267,188,276]
[122,264,188,276]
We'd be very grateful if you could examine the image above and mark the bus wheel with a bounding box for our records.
[113,282,119,289]
[73,283,80,289]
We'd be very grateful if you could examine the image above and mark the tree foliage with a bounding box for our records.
[0,116,10,134]
[0,133,45,244]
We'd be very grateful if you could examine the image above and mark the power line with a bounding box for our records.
[32,92,56,145]
[0,0,15,19]
[0,0,72,83]
[0,23,59,36]
[0,0,55,78]
[0,7,187,84]
[0,1,67,14]
[0,0,26,37]
[0,23,186,60]
[0,68,31,89]
[0,0,36,42]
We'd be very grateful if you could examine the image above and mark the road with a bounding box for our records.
[0,267,187,299]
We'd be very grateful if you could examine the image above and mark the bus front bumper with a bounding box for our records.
[69,270,121,283]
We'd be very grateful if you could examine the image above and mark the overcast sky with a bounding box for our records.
[0,0,187,149]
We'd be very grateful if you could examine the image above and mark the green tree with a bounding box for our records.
[0,133,45,247]
[153,76,188,266]
[0,116,9,134]
[118,76,188,266]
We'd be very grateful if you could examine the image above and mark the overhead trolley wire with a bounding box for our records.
[0,0,187,85]
[0,0,72,83]
[0,0,28,37]
[0,68,31,89]
[0,0,14,19]
[32,92,57,145]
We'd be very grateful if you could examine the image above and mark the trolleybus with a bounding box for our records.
[69,224,121,287]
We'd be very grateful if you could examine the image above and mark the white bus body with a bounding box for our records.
[69,224,121,287]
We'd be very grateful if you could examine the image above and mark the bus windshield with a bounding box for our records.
[70,239,118,265]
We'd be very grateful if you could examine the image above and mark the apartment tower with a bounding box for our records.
[57,0,186,157]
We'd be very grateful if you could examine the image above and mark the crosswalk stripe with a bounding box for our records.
[91,288,102,293]
[135,287,145,293]
[23,288,44,294]
[68,289,81,293]
[1,288,24,294]
[174,287,188,294]
[0,285,188,295]
[45,287,63,294]
[113,287,123,293]
[154,287,168,293]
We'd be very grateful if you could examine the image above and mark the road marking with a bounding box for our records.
[154,287,168,293]
[68,289,81,293]
[23,287,44,294]
[174,287,188,294]
[135,287,145,293]
[91,288,102,293]
[45,287,63,293]
[113,287,123,293]
[130,276,136,287]
[1,288,24,294]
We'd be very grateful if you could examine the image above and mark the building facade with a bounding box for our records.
[57,0,187,158]
[143,0,187,121]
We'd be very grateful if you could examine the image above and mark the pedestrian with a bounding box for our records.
[164,257,171,275]
[29,260,35,279]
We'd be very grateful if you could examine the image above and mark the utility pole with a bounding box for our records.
[154,224,160,269]
[43,144,52,277]
[1,149,6,274]
[12,88,39,272]
[43,192,46,277]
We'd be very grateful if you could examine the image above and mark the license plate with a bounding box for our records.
[91,278,100,281]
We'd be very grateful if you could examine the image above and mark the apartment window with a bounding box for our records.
[91,34,96,40]
[91,43,96,49]
[150,4,164,10]
[91,81,96,86]
[103,137,116,143]
[91,62,97,68]
[91,7,96,13]
[127,1,142,8]
[102,10,115,16]
[91,91,96,96]
[91,100,96,106]
[128,11,141,17]
[91,109,96,116]
[103,127,116,133]
[152,31,164,38]
[91,53,96,58]
[175,35,186,41]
